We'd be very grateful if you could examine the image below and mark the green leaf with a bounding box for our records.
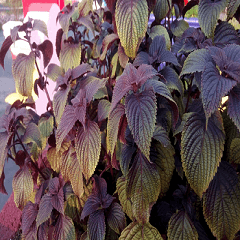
[202,61,237,119]
[127,151,161,224]
[60,42,81,72]
[88,209,106,240]
[39,116,54,149]
[230,138,240,164]
[167,210,198,240]
[98,99,111,122]
[13,165,34,210]
[64,194,82,223]
[115,0,148,58]
[150,142,175,197]
[22,122,42,148]
[203,161,240,240]
[111,52,119,78]
[119,222,163,240]
[116,176,134,220]
[76,121,101,180]
[125,89,156,159]
[53,85,71,125]
[107,202,126,235]
[12,52,35,97]
[32,19,48,37]
[180,49,212,77]
[171,19,189,37]
[149,25,171,50]
[153,0,171,23]
[46,64,64,82]
[0,131,10,179]
[198,0,228,38]
[181,111,225,197]
[107,103,125,156]
[227,0,240,20]
[100,34,119,61]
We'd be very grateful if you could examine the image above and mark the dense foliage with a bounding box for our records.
[1,0,240,239]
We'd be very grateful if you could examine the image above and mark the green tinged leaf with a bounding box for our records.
[115,0,149,58]
[167,210,198,240]
[125,89,157,160]
[13,165,34,210]
[180,49,212,77]
[171,19,189,37]
[76,121,101,180]
[98,99,111,122]
[203,162,240,240]
[107,103,125,156]
[32,19,48,37]
[100,34,119,61]
[23,122,42,148]
[46,64,64,82]
[0,131,10,179]
[64,194,81,223]
[127,152,161,224]
[230,138,240,164]
[60,42,81,72]
[12,52,35,97]
[227,0,240,20]
[153,126,170,147]
[181,111,225,197]
[153,0,171,23]
[116,176,134,220]
[198,0,228,38]
[119,222,163,240]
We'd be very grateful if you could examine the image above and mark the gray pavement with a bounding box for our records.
[0,30,19,211]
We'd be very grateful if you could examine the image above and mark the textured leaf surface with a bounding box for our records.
[107,103,125,156]
[98,99,111,121]
[153,0,170,22]
[153,125,170,147]
[64,194,81,223]
[116,176,134,220]
[119,222,163,240]
[47,147,61,172]
[13,165,34,210]
[56,105,77,152]
[125,89,156,159]
[36,193,53,227]
[23,122,42,148]
[181,112,225,197]
[76,121,101,180]
[107,202,126,234]
[0,131,10,179]
[127,152,161,223]
[198,0,228,38]
[228,85,240,131]
[202,61,237,119]
[88,209,106,240]
[180,49,212,77]
[230,138,240,164]
[115,0,148,58]
[203,161,240,240]
[100,34,119,61]
[150,142,175,197]
[171,19,189,37]
[60,42,81,72]
[46,64,64,82]
[167,210,198,240]
[12,52,35,96]
[227,0,240,20]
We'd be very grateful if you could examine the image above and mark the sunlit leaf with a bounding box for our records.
[115,0,148,58]
[198,0,228,38]
[46,64,64,82]
[5,92,27,105]
[60,42,81,72]
[98,99,111,121]
[22,122,42,148]
[127,151,161,223]
[78,15,95,36]
[119,222,163,239]
[13,165,34,210]
[0,131,10,179]
[181,111,225,197]
[32,19,48,37]
[100,34,119,61]
[88,209,106,240]
[153,0,171,23]
[12,51,35,97]
[167,210,198,240]
[203,161,240,240]
[76,121,101,180]
[125,89,157,159]
[107,202,126,234]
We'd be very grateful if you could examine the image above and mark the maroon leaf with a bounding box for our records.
[56,28,64,58]
[88,209,106,240]
[36,193,53,227]
[118,43,129,68]
[38,221,49,240]
[71,63,92,80]
[0,171,7,195]
[56,105,77,152]
[118,114,128,144]
[0,36,13,69]
[22,201,38,236]
[49,177,61,195]
[38,40,53,68]
[107,202,126,234]
[23,221,38,239]
[35,180,49,205]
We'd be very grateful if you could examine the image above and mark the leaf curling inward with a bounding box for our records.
[0,36,13,69]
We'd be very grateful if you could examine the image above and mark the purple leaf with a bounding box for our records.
[49,177,61,195]
[88,209,106,240]
[107,202,126,234]
[38,40,53,68]
[38,221,49,240]
[35,180,49,205]
[98,99,111,121]
[133,52,150,67]
[56,28,64,58]
[22,201,38,236]
[56,105,77,152]
[23,221,37,239]
[153,125,170,147]
[51,188,64,214]
[0,36,13,69]
[71,63,92,80]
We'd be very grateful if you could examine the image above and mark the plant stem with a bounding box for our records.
[185,76,193,113]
